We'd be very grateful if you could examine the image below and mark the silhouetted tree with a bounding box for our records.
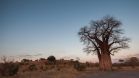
[73,60,86,71]
[39,58,46,61]
[118,59,124,68]
[78,16,130,71]
[127,57,139,68]
[28,64,37,71]
[47,55,56,64]
[21,59,31,65]
[119,59,124,63]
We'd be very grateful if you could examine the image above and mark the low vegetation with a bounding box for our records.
[0,57,19,76]
[74,60,86,71]
[0,56,139,78]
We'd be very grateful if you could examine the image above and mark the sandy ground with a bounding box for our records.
[1,71,139,78]
[1,67,139,78]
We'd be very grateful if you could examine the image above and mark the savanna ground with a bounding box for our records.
[0,56,139,78]
[1,66,139,78]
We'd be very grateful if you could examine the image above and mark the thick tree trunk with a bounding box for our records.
[99,53,112,71]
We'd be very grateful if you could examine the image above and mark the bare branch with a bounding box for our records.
[78,15,130,56]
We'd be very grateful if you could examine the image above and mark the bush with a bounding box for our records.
[0,62,19,76]
[20,59,31,65]
[74,61,86,71]
[40,65,48,71]
[47,55,56,64]
[127,57,139,68]
[28,64,37,71]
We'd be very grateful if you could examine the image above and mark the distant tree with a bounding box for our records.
[85,62,90,67]
[119,59,124,63]
[127,57,139,68]
[1,56,7,63]
[70,59,74,61]
[1,56,14,63]
[21,59,30,65]
[47,55,56,64]
[21,59,30,63]
[74,60,86,71]
[118,59,124,68]
[78,16,130,71]
[39,58,46,61]
[28,64,37,71]
[70,59,74,64]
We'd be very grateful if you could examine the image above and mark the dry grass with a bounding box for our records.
[1,66,139,78]
[1,57,139,78]
[0,67,80,78]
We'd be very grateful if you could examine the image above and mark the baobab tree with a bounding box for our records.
[78,16,130,71]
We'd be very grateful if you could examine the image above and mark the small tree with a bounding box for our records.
[39,58,46,61]
[73,60,86,71]
[47,55,56,64]
[127,57,139,68]
[118,59,124,68]
[28,64,37,71]
[21,59,30,65]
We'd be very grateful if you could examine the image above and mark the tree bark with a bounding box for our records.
[99,53,112,71]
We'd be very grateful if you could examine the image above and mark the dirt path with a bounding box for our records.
[79,71,139,78]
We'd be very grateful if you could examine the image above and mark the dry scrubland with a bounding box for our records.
[0,57,88,78]
[0,67,80,78]
[0,56,139,78]
[1,66,139,78]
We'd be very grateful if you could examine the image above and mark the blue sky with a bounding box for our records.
[0,0,139,62]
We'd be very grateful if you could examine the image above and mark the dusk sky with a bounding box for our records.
[0,0,139,62]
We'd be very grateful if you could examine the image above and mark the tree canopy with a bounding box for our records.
[78,16,130,55]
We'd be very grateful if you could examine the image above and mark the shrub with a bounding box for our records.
[74,61,86,71]
[0,62,19,76]
[47,55,56,64]
[127,57,139,68]
[28,64,37,71]
[40,65,48,71]
[39,58,46,61]
[118,59,124,69]
[21,59,31,65]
